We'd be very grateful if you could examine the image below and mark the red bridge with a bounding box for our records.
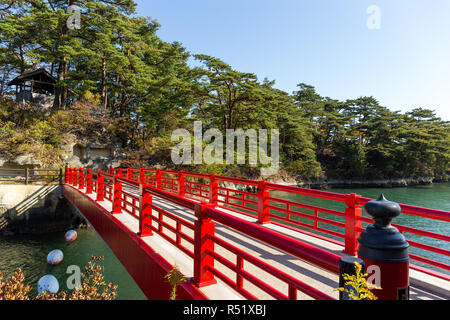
[62,167,450,300]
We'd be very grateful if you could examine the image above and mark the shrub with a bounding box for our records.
[336,262,380,300]
[0,268,32,300]
[0,256,118,300]
[165,264,186,300]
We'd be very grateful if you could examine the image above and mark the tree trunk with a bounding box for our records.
[101,55,108,109]
[228,106,234,130]
[112,74,120,114]
[19,44,26,74]
[52,0,75,110]
[53,57,68,110]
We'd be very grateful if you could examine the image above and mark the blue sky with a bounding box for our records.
[134,0,450,121]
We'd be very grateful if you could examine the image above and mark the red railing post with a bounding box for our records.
[209,174,218,207]
[73,168,79,187]
[71,167,75,185]
[178,171,185,197]
[78,169,84,189]
[112,175,123,214]
[96,171,105,202]
[156,169,162,189]
[86,169,93,194]
[344,193,362,256]
[193,203,217,288]
[66,167,72,185]
[140,168,146,184]
[258,180,270,224]
[109,167,115,175]
[139,184,153,237]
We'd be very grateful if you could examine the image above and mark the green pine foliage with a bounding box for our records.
[0,1,448,181]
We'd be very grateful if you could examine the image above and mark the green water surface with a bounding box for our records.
[0,228,147,299]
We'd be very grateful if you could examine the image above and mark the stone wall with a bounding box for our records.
[0,184,86,236]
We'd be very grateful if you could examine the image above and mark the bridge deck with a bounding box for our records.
[75,185,448,300]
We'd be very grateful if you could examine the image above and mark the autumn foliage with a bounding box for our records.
[0,256,118,300]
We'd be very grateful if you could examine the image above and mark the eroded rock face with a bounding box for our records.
[12,155,43,167]
[0,156,42,168]
[65,139,124,170]
[0,185,87,236]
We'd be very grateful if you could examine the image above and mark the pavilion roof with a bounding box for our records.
[8,68,57,86]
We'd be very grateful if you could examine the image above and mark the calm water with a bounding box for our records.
[0,228,147,299]
[0,183,449,299]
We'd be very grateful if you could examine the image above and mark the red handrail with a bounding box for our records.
[358,196,450,222]
[217,175,260,187]
[267,183,347,202]
[144,185,198,211]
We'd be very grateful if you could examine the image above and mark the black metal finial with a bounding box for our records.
[358,194,409,263]
[364,194,402,227]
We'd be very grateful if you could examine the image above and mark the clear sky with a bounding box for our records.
[134,0,450,121]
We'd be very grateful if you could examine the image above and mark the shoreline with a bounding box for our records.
[262,176,449,190]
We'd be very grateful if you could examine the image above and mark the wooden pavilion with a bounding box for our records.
[8,68,57,109]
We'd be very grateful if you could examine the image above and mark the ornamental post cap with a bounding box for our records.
[364,194,401,227]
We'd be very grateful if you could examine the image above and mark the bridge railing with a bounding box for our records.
[66,167,450,281]
[101,172,114,203]
[140,185,197,258]
[0,168,62,184]
[67,170,341,299]
[200,204,338,300]
[137,184,339,300]
[183,172,211,202]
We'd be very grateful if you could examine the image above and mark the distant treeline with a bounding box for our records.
[0,1,449,181]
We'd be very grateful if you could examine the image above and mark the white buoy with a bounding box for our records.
[64,230,78,242]
[37,275,59,295]
[46,249,64,265]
